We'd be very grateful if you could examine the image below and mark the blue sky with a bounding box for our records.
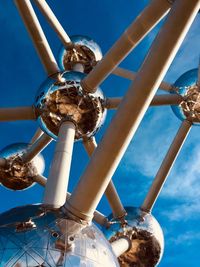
[0,0,199,266]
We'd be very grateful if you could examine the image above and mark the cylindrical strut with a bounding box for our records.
[112,67,173,91]
[81,0,172,93]
[141,120,192,212]
[15,0,60,76]
[21,133,52,163]
[43,121,75,208]
[34,0,72,47]
[83,137,126,219]
[111,237,131,258]
[65,0,200,221]
[0,106,36,122]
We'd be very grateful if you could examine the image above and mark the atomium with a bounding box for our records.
[35,71,106,140]
[0,0,199,267]
[0,143,44,191]
[0,204,119,267]
[103,207,164,267]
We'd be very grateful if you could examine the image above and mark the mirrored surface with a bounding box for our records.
[0,143,44,191]
[103,207,164,267]
[35,71,106,140]
[0,204,119,267]
[171,68,200,124]
[58,35,102,73]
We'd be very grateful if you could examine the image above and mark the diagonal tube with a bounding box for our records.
[30,128,44,144]
[141,120,192,212]
[0,106,36,121]
[34,0,72,47]
[112,67,173,91]
[21,133,52,163]
[65,0,200,221]
[43,121,75,208]
[15,0,60,76]
[83,137,126,219]
[81,0,172,93]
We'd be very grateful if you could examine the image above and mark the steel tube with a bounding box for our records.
[112,67,173,91]
[43,121,75,208]
[81,0,172,93]
[65,0,199,221]
[111,237,131,257]
[33,174,47,186]
[0,106,36,122]
[106,94,183,110]
[21,133,52,163]
[93,210,110,227]
[15,0,60,76]
[83,137,126,219]
[141,120,192,212]
[34,0,71,47]
[105,98,121,110]
[150,94,183,106]
[30,128,43,144]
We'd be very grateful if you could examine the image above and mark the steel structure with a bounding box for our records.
[0,0,199,266]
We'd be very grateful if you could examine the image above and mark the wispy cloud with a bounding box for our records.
[168,231,200,245]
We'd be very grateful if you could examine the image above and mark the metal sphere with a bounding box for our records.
[0,204,119,267]
[35,71,106,140]
[170,68,200,124]
[103,207,164,267]
[0,143,44,191]
[58,35,102,73]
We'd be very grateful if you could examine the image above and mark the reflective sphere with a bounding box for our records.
[103,207,164,267]
[35,71,106,140]
[0,204,119,267]
[170,68,200,124]
[0,143,44,190]
[58,35,102,73]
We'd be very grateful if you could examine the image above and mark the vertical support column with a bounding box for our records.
[15,0,60,76]
[65,0,200,221]
[43,121,75,208]
[141,120,192,212]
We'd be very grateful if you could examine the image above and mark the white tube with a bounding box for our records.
[15,0,60,76]
[33,174,47,187]
[34,0,71,47]
[112,67,173,91]
[43,121,75,208]
[0,106,36,121]
[83,137,126,219]
[81,0,172,93]
[21,133,52,163]
[111,237,131,257]
[141,120,192,212]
